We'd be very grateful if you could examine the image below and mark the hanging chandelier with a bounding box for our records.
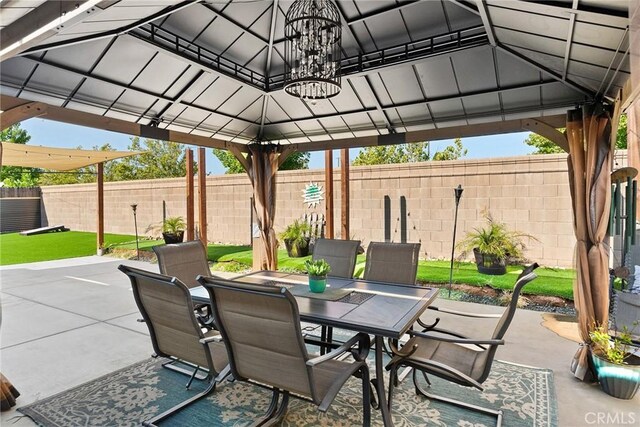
[284,0,342,102]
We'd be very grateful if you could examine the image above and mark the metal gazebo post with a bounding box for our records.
[448,185,464,297]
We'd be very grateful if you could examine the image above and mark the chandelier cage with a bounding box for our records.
[284,0,342,101]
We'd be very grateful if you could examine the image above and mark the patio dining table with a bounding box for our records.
[190,270,439,427]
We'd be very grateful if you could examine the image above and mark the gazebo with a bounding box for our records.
[0,0,637,381]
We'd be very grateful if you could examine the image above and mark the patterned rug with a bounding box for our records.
[20,356,556,426]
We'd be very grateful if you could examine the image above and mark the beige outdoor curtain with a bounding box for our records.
[247,144,279,271]
[567,104,613,381]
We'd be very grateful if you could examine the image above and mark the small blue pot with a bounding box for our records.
[309,276,327,293]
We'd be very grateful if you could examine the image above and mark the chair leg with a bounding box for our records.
[412,370,503,427]
[387,364,398,413]
[142,376,217,427]
[261,391,290,427]
[251,389,282,427]
[162,358,208,385]
[361,366,371,427]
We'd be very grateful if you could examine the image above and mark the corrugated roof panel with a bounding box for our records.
[451,47,498,92]
[132,55,190,94]
[413,58,458,98]
[40,38,114,72]
[377,68,424,104]
[93,37,158,84]
[462,93,501,115]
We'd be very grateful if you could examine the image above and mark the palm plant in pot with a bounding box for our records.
[305,259,331,293]
[279,220,311,258]
[161,216,185,244]
[457,211,533,275]
[589,323,640,399]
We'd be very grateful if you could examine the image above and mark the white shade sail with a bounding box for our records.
[0,142,141,171]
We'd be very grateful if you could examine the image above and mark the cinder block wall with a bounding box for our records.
[40,153,585,267]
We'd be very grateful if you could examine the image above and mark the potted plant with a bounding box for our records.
[279,220,311,258]
[305,259,331,293]
[457,211,533,275]
[589,323,640,400]
[161,216,185,244]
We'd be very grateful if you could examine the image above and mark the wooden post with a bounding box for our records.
[341,148,349,239]
[198,147,207,246]
[96,162,104,255]
[325,150,334,239]
[186,148,195,241]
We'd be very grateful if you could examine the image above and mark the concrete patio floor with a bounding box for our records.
[1,256,638,426]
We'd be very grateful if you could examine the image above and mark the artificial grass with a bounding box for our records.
[0,233,575,299]
[0,231,138,265]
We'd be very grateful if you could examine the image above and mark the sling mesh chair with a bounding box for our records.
[310,238,361,353]
[199,276,372,426]
[119,265,229,427]
[363,242,421,285]
[385,263,539,427]
[153,240,215,329]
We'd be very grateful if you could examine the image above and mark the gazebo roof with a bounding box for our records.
[0,0,629,147]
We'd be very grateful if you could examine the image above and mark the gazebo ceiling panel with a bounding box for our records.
[17,90,64,107]
[217,93,262,120]
[500,87,542,110]
[160,5,218,42]
[103,109,144,123]
[168,105,210,126]
[412,59,460,99]
[40,38,113,71]
[269,93,311,120]
[130,56,192,94]
[0,57,37,88]
[400,2,452,38]
[325,83,366,112]
[193,79,245,111]
[428,98,466,119]
[394,105,432,124]
[495,28,566,58]
[451,48,499,93]
[342,111,384,130]
[221,0,274,35]
[494,50,540,85]
[27,65,84,97]
[0,1,46,29]
[461,93,502,115]
[573,22,629,51]
[92,37,158,84]
[64,101,107,117]
[160,67,206,99]
[192,18,263,70]
[376,69,425,105]
[234,97,264,123]
[73,79,123,107]
[489,8,569,41]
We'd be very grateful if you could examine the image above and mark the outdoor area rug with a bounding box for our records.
[19,356,557,426]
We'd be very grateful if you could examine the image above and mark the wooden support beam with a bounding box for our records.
[186,149,195,241]
[96,162,104,255]
[325,150,334,239]
[0,101,47,130]
[341,149,350,240]
[198,147,207,246]
[522,118,569,152]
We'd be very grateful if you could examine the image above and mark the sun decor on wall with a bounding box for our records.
[302,182,324,208]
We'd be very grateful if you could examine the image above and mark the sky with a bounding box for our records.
[19,118,535,174]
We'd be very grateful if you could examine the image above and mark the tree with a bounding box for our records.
[0,124,41,187]
[525,114,627,154]
[353,139,466,166]
[213,148,310,174]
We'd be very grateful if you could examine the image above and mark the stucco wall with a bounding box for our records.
[40,153,584,267]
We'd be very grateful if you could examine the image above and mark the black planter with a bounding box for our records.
[591,352,640,400]
[284,239,309,258]
[473,248,507,275]
[162,231,184,245]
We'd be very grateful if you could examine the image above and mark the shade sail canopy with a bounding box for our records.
[0,142,141,171]
[0,0,630,147]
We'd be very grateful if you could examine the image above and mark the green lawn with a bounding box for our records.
[1,234,574,299]
[208,245,575,300]
[0,231,139,265]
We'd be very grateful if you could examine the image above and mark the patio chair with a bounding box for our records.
[312,238,361,279]
[198,276,372,426]
[385,263,539,427]
[118,265,229,427]
[153,240,215,329]
[364,242,421,285]
[311,238,361,353]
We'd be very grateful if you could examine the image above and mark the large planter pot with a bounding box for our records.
[162,231,184,245]
[473,248,507,275]
[284,239,310,258]
[309,275,327,293]
[591,352,640,400]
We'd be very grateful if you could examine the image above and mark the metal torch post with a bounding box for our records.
[131,204,140,260]
[448,185,464,297]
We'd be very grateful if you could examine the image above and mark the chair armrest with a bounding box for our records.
[306,333,370,366]
[408,330,504,346]
[427,306,502,318]
[387,338,418,358]
[199,332,223,344]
